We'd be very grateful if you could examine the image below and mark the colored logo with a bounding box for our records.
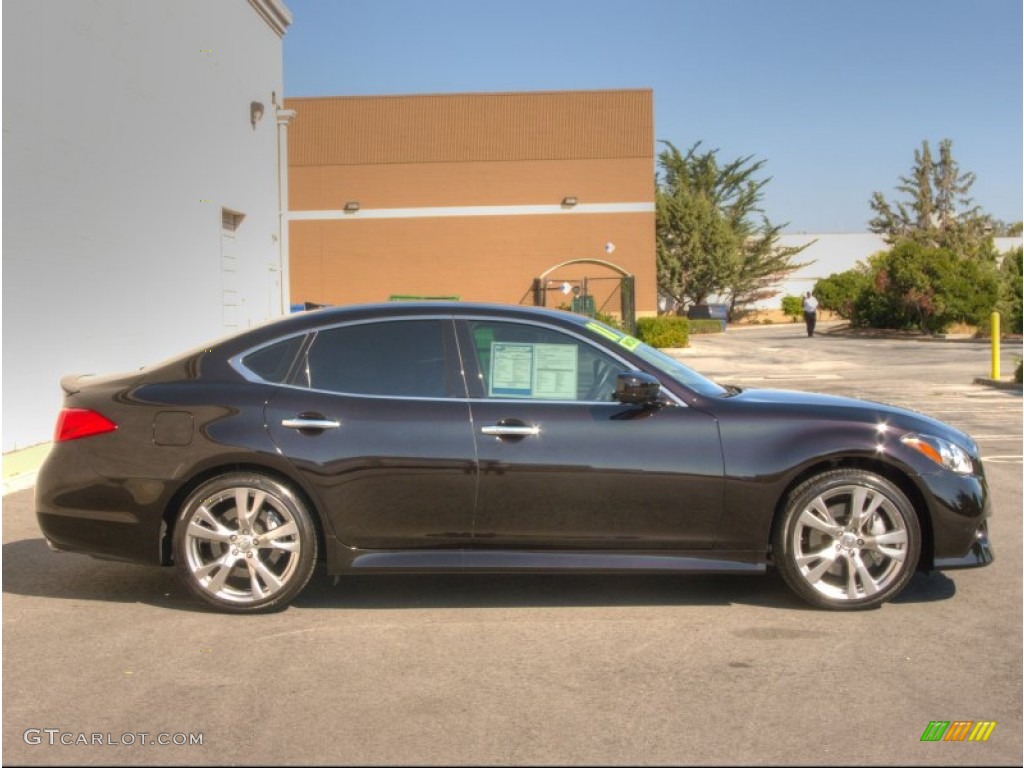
[920,721,996,742]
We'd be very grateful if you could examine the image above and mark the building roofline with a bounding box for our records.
[285,87,654,103]
[248,0,292,37]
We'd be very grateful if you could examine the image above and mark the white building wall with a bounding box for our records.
[3,0,292,451]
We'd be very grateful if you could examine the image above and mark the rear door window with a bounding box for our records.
[303,319,456,398]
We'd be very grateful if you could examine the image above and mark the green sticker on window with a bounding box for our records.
[585,321,622,342]
[618,335,641,351]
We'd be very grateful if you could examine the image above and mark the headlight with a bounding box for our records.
[901,433,974,475]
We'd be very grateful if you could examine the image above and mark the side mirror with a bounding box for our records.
[615,371,662,405]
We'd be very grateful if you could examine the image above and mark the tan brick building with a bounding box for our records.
[285,89,656,319]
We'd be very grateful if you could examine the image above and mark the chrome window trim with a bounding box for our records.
[228,330,311,384]
[226,312,687,408]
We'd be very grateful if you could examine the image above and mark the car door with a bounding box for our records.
[264,317,477,550]
[458,318,724,551]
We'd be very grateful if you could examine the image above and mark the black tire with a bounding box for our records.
[773,469,920,610]
[173,472,318,613]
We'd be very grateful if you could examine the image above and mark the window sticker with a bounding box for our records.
[489,342,578,399]
[533,344,578,399]
[585,321,622,342]
[490,343,534,397]
[585,321,641,351]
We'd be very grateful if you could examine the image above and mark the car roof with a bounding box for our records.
[245,301,591,340]
[144,303,607,378]
[188,301,597,359]
[303,301,588,322]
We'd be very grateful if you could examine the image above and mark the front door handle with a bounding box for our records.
[282,416,341,430]
[480,424,540,437]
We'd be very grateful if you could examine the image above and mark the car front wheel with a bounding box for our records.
[173,472,318,613]
[773,469,921,610]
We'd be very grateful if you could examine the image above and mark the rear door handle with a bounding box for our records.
[480,425,540,437]
[282,417,341,430]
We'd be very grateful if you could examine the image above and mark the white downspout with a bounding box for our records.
[276,107,296,314]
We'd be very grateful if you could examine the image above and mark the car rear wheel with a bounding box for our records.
[173,473,317,613]
[773,469,920,610]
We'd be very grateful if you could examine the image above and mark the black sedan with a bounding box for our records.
[36,302,993,613]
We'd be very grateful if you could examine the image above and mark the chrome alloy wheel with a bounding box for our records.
[792,484,910,601]
[774,469,921,609]
[176,474,316,611]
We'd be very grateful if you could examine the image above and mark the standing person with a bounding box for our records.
[802,291,819,337]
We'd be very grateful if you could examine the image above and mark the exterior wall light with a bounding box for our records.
[561,196,578,207]
[343,201,360,212]
[250,101,265,128]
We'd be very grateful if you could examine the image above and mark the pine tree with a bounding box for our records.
[869,139,994,259]
[656,141,809,315]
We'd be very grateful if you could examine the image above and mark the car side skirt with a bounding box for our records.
[326,545,766,574]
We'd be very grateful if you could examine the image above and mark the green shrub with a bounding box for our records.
[815,242,1005,333]
[852,280,913,330]
[998,247,1023,334]
[636,316,689,348]
[781,295,803,322]
[689,319,724,335]
[840,242,998,333]
[815,268,872,320]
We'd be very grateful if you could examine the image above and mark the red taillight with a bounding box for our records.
[54,408,118,442]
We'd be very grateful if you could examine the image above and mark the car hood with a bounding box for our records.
[723,387,977,450]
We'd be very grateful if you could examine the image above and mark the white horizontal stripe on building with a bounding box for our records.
[288,202,654,221]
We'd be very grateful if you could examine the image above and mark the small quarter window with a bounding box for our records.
[241,336,303,383]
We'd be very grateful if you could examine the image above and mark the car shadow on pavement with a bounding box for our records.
[892,570,958,603]
[4,537,956,613]
[293,569,804,611]
[2,537,203,611]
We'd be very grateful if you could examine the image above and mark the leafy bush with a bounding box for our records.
[781,295,803,322]
[814,269,872,320]
[878,242,998,332]
[852,284,911,330]
[819,241,999,333]
[689,319,724,335]
[637,316,689,348]
[998,247,1023,334]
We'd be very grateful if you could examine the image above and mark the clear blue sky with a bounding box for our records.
[283,0,1023,234]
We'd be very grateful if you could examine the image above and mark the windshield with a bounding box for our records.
[580,319,728,397]
[628,341,729,397]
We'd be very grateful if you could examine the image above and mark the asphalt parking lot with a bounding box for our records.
[3,324,1021,766]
